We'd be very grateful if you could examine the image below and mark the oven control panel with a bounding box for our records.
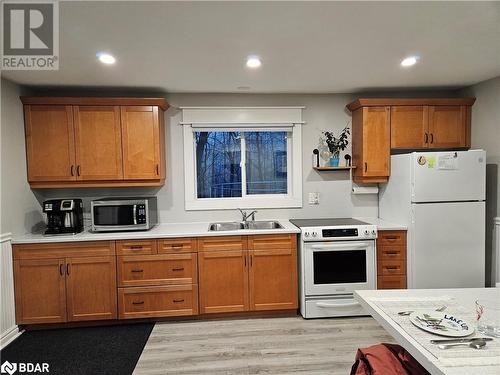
[301,225,377,241]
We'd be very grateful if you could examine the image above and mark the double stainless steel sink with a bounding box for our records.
[208,220,283,231]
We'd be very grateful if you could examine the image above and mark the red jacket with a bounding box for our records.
[351,343,430,375]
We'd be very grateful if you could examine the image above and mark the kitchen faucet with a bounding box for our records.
[238,208,258,223]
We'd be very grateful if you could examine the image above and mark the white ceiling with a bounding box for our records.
[3,1,500,93]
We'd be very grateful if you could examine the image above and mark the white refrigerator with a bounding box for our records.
[379,150,486,289]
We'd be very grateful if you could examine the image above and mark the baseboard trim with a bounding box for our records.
[0,325,22,349]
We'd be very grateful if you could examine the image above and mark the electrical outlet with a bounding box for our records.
[308,192,320,205]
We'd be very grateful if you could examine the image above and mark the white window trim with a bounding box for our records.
[181,107,303,211]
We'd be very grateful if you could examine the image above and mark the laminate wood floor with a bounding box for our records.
[134,316,393,375]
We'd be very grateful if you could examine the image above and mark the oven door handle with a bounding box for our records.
[309,243,370,250]
[133,205,137,225]
[316,301,361,308]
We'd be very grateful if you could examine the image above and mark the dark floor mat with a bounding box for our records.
[0,323,154,375]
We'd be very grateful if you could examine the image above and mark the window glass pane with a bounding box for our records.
[245,131,287,195]
[195,132,241,198]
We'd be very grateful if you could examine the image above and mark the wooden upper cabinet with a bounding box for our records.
[21,97,168,188]
[390,106,428,149]
[428,106,467,149]
[351,106,390,183]
[24,105,76,182]
[14,258,67,324]
[73,106,123,180]
[121,106,161,180]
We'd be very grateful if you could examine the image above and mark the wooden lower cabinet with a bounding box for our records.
[13,242,117,324]
[13,234,298,325]
[198,249,249,314]
[66,256,117,321]
[376,230,407,290]
[249,247,298,311]
[14,258,67,324]
[118,285,198,319]
[198,234,298,314]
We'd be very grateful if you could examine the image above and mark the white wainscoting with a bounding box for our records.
[1,233,21,348]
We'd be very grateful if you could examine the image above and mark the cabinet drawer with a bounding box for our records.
[198,236,246,252]
[377,230,406,246]
[158,238,197,254]
[248,234,296,250]
[116,240,157,255]
[377,246,406,261]
[13,241,115,260]
[118,285,198,319]
[117,254,197,287]
[377,260,406,276]
[378,275,407,289]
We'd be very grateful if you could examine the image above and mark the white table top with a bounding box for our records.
[355,288,500,375]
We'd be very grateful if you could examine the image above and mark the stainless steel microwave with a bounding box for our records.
[91,197,158,232]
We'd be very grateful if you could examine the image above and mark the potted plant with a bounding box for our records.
[320,125,350,167]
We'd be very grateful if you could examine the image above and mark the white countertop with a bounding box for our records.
[355,288,500,375]
[11,220,301,244]
[355,217,407,231]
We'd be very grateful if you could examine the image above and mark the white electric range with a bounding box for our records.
[290,218,377,318]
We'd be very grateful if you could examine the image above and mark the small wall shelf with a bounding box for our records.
[313,166,356,171]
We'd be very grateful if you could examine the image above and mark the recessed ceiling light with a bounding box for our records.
[401,56,419,67]
[246,55,261,69]
[96,52,116,65]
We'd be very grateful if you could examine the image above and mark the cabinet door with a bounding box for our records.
[198,250,249,313]
[428,106,466,148]
[73,106,123,180]
[121,106,161,180]
[65,256,117,321]
[390,106,429,149]
[249,248,298,311]
[362,107,390,177]
[24,105,76,182]
[14,259,66,324]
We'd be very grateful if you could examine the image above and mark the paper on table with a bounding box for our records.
[372,298,500,368]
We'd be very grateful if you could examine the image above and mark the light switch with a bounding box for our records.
[308,192,320,205]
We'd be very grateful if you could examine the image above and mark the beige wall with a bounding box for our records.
[0,79,42,236]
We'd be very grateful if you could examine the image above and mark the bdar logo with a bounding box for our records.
[0,361,17,375]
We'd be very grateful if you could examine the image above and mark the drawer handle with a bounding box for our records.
[171,244,184,248]
[132,301,144,305]
[131,269,144,273]
[173,299,184,303]
[130,245,143,250]
[172,267,184,271]
[385,251,399,256]
[385,266,399,270]
[384,236,399,241]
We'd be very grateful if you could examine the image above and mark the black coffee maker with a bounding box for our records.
[43,199,84,235]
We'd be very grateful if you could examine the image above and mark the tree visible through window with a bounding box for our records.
[195,131,288,199]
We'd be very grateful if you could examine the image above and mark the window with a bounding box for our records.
[182,107,303,210]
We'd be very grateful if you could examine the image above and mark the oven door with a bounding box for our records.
[91,201,147,231]
[304,241,375,296]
